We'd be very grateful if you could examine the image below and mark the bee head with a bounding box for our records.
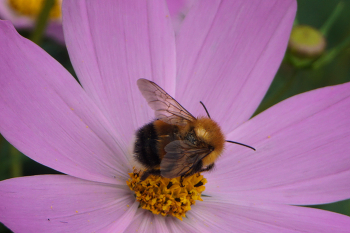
[191,117,225,166]
[193,117,225,150]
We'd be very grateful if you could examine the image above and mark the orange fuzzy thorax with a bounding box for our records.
[192,117,225,166]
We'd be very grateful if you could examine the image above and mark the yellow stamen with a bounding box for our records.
[7,0,61,20]
[127,170,207,220]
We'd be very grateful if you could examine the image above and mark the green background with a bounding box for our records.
[1,0,350,232]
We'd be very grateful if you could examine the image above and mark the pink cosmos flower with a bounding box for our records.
[0,0,64,43]
[1,0,350,232]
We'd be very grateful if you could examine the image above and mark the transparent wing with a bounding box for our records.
[160,140,211,178]
[137,79,196,125]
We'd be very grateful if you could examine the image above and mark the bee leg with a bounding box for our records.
[179,161,204,186]
[180,176,185,187]
[184,160,204,178]
[140,171,150,181]
[199,163,215,173]
[140,169,161,181]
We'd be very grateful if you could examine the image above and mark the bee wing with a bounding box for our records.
[137,79,196,125]
[160,140,212,178]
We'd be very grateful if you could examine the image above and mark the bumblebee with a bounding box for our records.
[134,79,255,180]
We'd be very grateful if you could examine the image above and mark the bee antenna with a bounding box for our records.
[225,140,256,151]
[199,101,211,119]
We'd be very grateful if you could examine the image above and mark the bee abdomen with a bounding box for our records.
[134,122,161,168]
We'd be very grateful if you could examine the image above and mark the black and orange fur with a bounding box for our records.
[134,78,253,181]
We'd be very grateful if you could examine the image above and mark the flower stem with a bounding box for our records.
[312,34,350,69]
[319,2,344,37]
[30,0,55,44]
[10,145,22,177]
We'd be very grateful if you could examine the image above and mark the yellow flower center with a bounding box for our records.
[7,0,62,20]
[127,170,207,220]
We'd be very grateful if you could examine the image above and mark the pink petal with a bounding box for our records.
[206,82,350,205]
[175,0,296,133]
[123,210,198,233]
[0,175,137,233]
[62,0,176,146]
[0,21,129,184]
[45,22,65,44]
[166,0,189,17]
[166,0,194,32]
[187,198,350,232]
[123,211,170,233]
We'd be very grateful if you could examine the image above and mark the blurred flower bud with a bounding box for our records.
[288,25,326,58]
